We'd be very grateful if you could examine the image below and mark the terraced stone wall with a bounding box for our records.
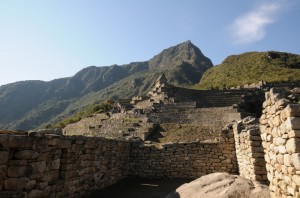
[0,134,131,198]
[129,129,238,179]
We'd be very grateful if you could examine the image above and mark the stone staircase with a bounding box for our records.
[147,91,257,135]
[88,113,156,140]
[186,90,255,108]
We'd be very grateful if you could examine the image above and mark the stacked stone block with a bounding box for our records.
[260,88,300,197]
[129,129,238,179]
[232,117,267,182]
[0,134,131,198]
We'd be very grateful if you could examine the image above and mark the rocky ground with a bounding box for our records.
[166,172,270,198]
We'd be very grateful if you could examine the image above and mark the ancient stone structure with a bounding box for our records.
[260,87,300,197]
[230,80,300,90]
[232,117,267,182]
[1,74,300,197]
[145,74,264,110]
[0,134,131,198]
[63,74,263,141]
[0,131,238,197]
[130,129,237,179]
[143,75,264,135]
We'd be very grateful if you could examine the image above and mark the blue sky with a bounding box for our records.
[0,0,299,86]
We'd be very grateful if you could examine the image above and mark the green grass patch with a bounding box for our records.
[197,51,300,89]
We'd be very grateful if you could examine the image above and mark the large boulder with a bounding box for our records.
[166,172,270,198]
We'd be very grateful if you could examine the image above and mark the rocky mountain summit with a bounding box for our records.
[0,41,212,130]
[149,40,212,70]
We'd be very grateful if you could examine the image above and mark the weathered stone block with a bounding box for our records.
[249,136,262,141]
[7,166,30,177]
[38,182,47,190]
[259,118,268,125]
[274,137,287,146]
[268,104,276,114]
[43,186,52,197]
[5,177,28,190]
[284,154,292,167]
[60,170,78,179]
[273,116,281,127]
[28,189,44,198]
[48,138,60,146]
[84,141,96,149]
[292,175,300,186]
[251,153,265,158]
[80,160,93,167]
[291,153,300,170]
[288,167,296,174]
[263,98,271,108]
[276,146,287,154]
[7,160,27,166]
[0,165,7,178]
[287,186,296,196]
[0,135,35,147]
[14,150,38,160]
[281,166,288,176]
[276,154,284,164]
[0,149,9,165]
[42,170,59,182]
[51,159,60,170]
[25,180,37,190]
[37,153,51,161]
[251,147,264,153]
[30,161,46,173]
[61,164,75,171]
[59,140,71,148]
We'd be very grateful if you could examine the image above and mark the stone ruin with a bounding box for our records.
[1,74,300,197]
[63,74,264,142]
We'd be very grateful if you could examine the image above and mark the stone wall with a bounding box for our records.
[129,129,238,179]
[260,87,300,197]
[0,134,131,198]
[232,117,267,182]
[0,131,239,197]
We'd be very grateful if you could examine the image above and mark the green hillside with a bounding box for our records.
[0,41,213,130]
[198,51,300,89]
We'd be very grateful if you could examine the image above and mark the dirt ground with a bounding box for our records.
[85,177,191,198]
[147,123,219,144]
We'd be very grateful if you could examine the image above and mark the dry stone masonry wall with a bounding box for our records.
[0,131,239,197]
[2,85,298,197]
[0,134,131,198]
[232,117,267,182]
[129,129,238,179]
[260,88,300,197]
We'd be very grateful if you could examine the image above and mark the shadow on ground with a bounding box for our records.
[85,177,190,198]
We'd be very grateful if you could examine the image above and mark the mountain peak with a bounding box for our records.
[182,40,192,44]
[148,41,213,70]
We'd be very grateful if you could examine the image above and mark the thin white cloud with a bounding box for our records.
[231,2,282,44]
